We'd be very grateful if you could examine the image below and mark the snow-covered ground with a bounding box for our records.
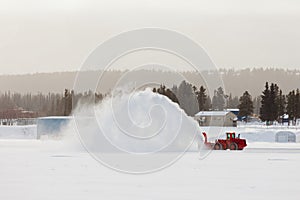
[0,138,299,200]
[0,90,300,199]
[0,123,299,200]
[0,125,36,139]
[0,122,300,200]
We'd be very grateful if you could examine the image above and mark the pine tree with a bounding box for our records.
[295,89,300,120]
[253,96,261,116]
[63,89,73,116]
[204,96,212,111]
[95,92,104,104]
[277,90,286,117]
[260,82,271,122]
[269,83,279,121]
[238,91,254,121]
[165,88,179,104]
[287,90,296,124]
[227,93,239,108]
[195,86,208,111]
[212,87,225,111]
[153,84,179,104]
[227,93,233,108]
[176,81,199,116]
[260,82,281,123]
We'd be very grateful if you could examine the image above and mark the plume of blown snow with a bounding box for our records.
[62,88,203,153]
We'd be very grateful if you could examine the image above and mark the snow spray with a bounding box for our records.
[71,88,203,173]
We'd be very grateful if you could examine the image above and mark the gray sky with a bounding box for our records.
[0,0,300,74]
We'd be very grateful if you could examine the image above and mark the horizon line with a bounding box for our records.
[0,66,299,76]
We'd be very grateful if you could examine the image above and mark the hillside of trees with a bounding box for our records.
[1,69,300,125]
[1,80,298,125]
[1,68,300,97]
[154,80,300,125]
[0,90,104,120]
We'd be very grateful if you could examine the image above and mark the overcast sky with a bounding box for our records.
[0,0,300,74]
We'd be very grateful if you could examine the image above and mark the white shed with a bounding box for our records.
[275,131,296,143]
[194,111,237,127]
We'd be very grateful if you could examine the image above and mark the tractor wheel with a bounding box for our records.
[229,143,238,150]
[214,143,222,150]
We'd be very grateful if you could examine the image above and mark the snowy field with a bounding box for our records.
[1,91,300,200]
[0,130,300,200]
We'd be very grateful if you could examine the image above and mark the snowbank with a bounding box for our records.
[0,125,37,139]
[201,126,300,143]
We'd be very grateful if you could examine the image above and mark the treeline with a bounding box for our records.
[0,90,104,118]
[153,80,256,117]
[1,68,300,97]
[154,80,300,124]
[260,82,300,124]
[1,80,299,124]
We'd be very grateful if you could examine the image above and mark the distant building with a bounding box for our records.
[225,108,239,116]
[0,107,37,125]
[37,116,72,139]
[275,131,296,143]
[194,111,237,127]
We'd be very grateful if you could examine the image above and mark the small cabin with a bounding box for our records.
[194,111,237,127]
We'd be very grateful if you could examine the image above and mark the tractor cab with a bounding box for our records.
[226,132,235,140]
